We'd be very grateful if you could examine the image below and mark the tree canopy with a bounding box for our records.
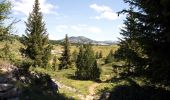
[22,0,52,67]
[58,34,71,70]
[115,0,170,85]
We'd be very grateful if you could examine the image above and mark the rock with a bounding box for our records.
[0,77,7,83]
[99,92,110,100]
[0,83,19,99]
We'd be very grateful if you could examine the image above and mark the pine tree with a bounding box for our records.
[22,0,52,67]
[71,50,77,63]
[91,60,100,80]
[52,55,57,71]
[75,44,100,80]
[117,0,170,85]
[114,7,144,74]
[105,49,114,64]
[95,51,99,59]
[75,45,84,78]
[99,51,103,58]
[58,34,71,70]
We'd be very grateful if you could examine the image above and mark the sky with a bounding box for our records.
[10,0,128,41]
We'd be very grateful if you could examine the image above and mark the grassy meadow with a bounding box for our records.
[1,39,167,100]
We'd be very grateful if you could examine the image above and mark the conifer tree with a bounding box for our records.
[71,50,77,63]
[99,51,103,58]
[116,0,170,85]
[22,0,52,67]
[105,49,114,64]
[114,7,144,69]
[91,60,100,80]
[75,45,84,78]
[114,7,145,76]
[58,34,71,70]
[95,51,99,59]
[52,55,57,71]
[75,44,100,80]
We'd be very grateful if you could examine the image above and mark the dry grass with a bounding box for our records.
[52,44,119,57]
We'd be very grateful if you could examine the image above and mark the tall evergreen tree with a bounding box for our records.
[114,7,145,75]
[58,34,71,70]
[91,60,101,80]
[75,44,100,80]
[22,0,52,67]
[52,55,57,71]
[116,0,170,85]
[99,51,103,58]
[105,49,114,64]
[95,51,99,59]
[76,45,85,78]
[71,50,78,63]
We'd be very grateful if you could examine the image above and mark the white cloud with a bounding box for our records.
[70,24,102,33]
[56,25,68,32]
[90,4,112,13]
[56,24,102,34]
[87,27,102,33]
[70,25,81,31]
[90,4,118,20]
[11,0,58,16]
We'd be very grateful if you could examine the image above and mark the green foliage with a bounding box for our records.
[114,7,148,77]
[95,51,99,59]
[71,49,78,63]
[0,0,18,61]
[75,44,101,80]
[21,0,52,67]
[0,0,18,42]
[91,60,101,80]
[0,42,16,61]
[115,0,170,85]
[59,34,71,70]
[49,40,63,45]
[108,79,170,100]
[105,49,114,64]
[99,51,103,58]
[52,55,57,71]
[0,0,11,38]
[18,70,71,100]
[0,0,11,21]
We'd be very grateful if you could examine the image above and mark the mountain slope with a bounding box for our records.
[59,36,117,45]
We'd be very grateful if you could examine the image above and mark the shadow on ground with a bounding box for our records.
[99,78,170,100]
[15,68,75,100]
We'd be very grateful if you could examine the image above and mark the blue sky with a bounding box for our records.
[10,0,128,41]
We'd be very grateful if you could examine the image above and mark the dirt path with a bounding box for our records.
[89,83,99,95]
[85,83,100,100]
[52,79,86,100]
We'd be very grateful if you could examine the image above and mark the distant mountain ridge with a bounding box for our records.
[59,36,117,45]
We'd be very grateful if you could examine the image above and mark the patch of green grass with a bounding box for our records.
[0,39,23,60]
[95,80,130,95]
[53,69,95,95]
[30,67,95,95]
[59,88,80,100]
